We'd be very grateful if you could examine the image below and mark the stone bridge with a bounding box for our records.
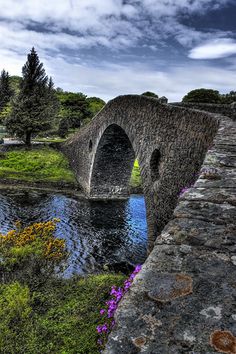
[63,95,219,251]
[63,95,236,353]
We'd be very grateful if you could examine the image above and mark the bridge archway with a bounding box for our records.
[90,124,135,198]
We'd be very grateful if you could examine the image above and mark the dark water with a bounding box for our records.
[0,188,147,276]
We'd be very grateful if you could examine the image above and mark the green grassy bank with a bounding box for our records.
[0,221,126,354]
[0,274,125,354]
[0,147,142,191]
[130,159,142,190]
[0,147,76,185]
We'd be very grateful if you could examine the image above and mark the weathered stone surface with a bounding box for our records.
[63,95,219,250]
[172,102,236,121]
[103,105,236,353]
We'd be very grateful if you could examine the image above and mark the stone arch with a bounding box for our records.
[63,95,219,249]
[90,124,135,198]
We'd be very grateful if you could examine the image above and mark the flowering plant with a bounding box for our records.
[96,264,142,349]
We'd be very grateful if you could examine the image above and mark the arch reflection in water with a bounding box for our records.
[0,189,147,276]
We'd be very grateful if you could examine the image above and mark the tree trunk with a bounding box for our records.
[25,131,32,147]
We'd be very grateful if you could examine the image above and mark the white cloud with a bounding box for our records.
[3,46,234,102]
[0,0,235,102]
[0,0,232,50]
[189,38,236,59]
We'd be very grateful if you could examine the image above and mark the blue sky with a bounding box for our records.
[0,0,236,101]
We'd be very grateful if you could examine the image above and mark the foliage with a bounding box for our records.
[87,97,106,117]
[141,91,159,98]
[0,220,67,287]
[130,159,142,189]
[0,102,11,124]
[56,91,91,137]
[56,94,105,137]
[221,90,236,104]
[0,218,130,353]
[0,69,13,111]
[97,265,142,349]
[0,147,76,184]
[182,88,221,103]
[9,75,22,95]
[0,281,32,353]
[5,48,59,146]
[0,235,125,353]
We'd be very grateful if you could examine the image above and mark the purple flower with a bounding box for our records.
[124,280,132,291]
[179,187,189,196]
[97,339,103,346]
[134,264,142,273]
[96,325,103,333]
[97,264,143,348]
[110,286,117,296]
[101,324,108,333]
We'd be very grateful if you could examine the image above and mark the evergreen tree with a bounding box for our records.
[6,48,59,146]
[0,69,13,111]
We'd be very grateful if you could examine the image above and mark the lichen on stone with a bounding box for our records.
[210,330,236,353]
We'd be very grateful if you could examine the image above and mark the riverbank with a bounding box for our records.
[0,146,143,194]
[0,274,126,354]
[0,146,76,185]
[0,219,126,354]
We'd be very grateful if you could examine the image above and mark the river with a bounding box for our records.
[0,188,147,276]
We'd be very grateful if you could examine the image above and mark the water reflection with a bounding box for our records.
[0,188,147,276]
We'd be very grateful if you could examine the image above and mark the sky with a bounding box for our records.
[0,0,236,102]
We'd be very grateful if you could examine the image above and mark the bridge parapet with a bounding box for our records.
[104,114,236,353]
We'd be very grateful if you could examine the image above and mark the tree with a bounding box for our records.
[58,118,69,138]
[182,88,221,103]
[87,97,105,116]
[0,69,13,111]
[56,91,91,133]
[6,48,59,146]
[221,91,236,104]
[141,91,159,98]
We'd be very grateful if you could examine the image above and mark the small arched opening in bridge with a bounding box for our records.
[90,124,137,198]
[150,149,161,182]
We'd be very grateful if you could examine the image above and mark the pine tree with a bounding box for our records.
[0,69,13,111]
[6,48,59,146]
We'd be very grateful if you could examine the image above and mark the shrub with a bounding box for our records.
[182,88,221,103]
[0,219,67,288]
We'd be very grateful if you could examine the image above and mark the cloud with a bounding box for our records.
[0,0,233,50]
[189,38,236,59]
[0,0,235,102]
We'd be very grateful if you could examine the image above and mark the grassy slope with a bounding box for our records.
[130,159,142,189]
[0,274,125,354]
[0,147,76,184]
[0,147,142,189]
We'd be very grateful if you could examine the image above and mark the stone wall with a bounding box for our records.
[104,114,236,353]
[63,95,219,250]
[172,102,236,121]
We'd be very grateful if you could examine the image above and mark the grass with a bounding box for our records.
[0,274,125,354]
[0,147,76,185]
[32,137,67,143]
[0,146,142,190]
[130,159,142,189]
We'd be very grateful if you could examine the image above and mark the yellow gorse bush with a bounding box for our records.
[0,219,66,262]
